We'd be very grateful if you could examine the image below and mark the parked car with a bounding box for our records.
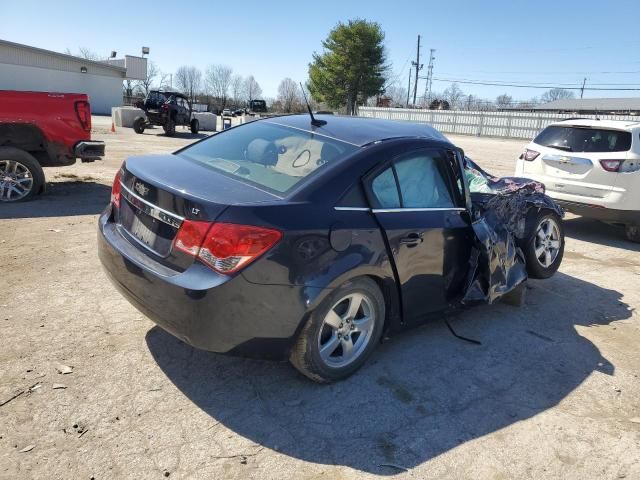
[247,99,267,115]
[233,108,245,117]
[515,119,640,242]
[0,90,104,202]
[98,115,563,382]
[134,90,199,136]
[221,108,233,117]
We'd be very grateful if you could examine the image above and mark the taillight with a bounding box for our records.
[599,159,623,172]
[520,149,540,161]
[111,168,122,208]
[74,100,91,132]
[174,221,282,274]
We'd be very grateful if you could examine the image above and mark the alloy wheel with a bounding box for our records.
[534,217,561,268]
[317,292,375,368]
[0,160,34,202]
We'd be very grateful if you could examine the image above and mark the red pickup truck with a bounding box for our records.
[0,90,105,202]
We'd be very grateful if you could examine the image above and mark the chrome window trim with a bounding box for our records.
[333,206,371,211]
[120,181,184,228]
[371,207,467,213]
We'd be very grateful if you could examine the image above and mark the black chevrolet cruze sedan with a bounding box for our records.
[98,115,564,382]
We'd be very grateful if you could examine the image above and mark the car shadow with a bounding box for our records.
[563,216,640,252]
[154,131,210,140]
[0,181,110,219]
[145,272,630,474]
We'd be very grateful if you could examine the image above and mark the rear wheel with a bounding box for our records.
[290,277,385,383]
[133,116,145,134]
[521,210,564,279]
[625,224,640,243]
[190,118,199,134]
[0,147,44,202]
[163,116,176,136]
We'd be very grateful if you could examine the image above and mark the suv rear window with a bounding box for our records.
[177,121,358,194]
[534,126,631,153]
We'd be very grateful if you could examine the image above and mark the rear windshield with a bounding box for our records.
[534,126,631,153]
[177,121,358,194]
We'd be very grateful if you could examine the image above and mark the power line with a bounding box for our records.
[424,76,640,87]
[429,77,640,91]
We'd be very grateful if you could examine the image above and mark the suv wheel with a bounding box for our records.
[190,118,199,134]
[290,277,385,383]
[625,224,640,243]
[520,209,564,279]
[133,117,145,134]
[0,147,44,202]
[163,117,176,136]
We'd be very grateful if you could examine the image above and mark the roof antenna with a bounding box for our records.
[299,82,326,127]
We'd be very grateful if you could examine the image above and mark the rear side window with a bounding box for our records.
[177,121,358,194]
[534,126,631,153]
[370,151,455,209]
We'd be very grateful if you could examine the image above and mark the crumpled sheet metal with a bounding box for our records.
[461,177,563,305]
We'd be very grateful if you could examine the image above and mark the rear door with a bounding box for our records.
[523,125,631,199]
[366,148,473,323]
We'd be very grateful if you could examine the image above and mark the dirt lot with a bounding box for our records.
[1,117,639,479]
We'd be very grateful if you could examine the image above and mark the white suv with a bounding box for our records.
[514,119,640,242]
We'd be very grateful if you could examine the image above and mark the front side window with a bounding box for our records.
[177,121,358,194]
[370,151,455,209]
[534,126,631,153]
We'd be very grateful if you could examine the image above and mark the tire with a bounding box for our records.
[290,277,385,383]
[133,117,145,134]
[163,117,176,136]
[520,209,564,279]
[625,224,640,243]
[190,118,199,134]
[0,147,44,203]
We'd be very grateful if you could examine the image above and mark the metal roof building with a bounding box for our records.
[530,97,640,115]
[0,39,146,114]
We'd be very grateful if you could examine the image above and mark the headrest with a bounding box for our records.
[246,139,278,166]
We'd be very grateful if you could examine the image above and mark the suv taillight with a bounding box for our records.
[174,221,282,274]
[520,149,540,161]
[600,159,623,172]
[111,168,122,208]
[74,100,91,132]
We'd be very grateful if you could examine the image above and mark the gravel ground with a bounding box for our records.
[1,117,639,479]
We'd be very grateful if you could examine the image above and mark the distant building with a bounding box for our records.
[0,39,147,114]
[527,98,640,115]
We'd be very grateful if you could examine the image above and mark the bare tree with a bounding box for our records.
[136,60,159,97]
[277,78,302,113]
[175,66,202,104]
[159,73,172,89]
[384,85,408,107]
[205,64,233,109]
[495,94,513,108]
[541,88,575,103]
[230,74,244,106]
[243,75,263,102]
[443,83,465,109]
[65,47,101,60]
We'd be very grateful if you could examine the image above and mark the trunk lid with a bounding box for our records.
[117,153,281,267]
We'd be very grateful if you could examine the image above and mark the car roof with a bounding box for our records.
[263,114,451,147]
[550,118,640,131]
[150,90,185,98]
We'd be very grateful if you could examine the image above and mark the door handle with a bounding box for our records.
[400,233,423,245]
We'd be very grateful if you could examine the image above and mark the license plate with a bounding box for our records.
[129,214,157,247]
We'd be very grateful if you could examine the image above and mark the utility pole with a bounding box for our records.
[423,49,436,106]
[580,77,587,99]
[406,67,412,107]
[411,35,423,106]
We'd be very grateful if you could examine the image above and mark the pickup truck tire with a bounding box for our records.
[625,224,640,243]
[520,209,564,279]
[0,147,44,202]
[163,117,176,137]
[190,119,199,134]
[133,117,145,134]
[290,277,384,383]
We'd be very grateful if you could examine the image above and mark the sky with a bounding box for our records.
[3,0,640,102]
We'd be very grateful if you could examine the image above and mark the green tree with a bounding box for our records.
[308,19,388,115]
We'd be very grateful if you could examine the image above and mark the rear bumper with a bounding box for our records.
[75,141,105,161]
[555,200,640,225]
[97,208,320,360]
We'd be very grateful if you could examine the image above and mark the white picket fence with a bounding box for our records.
[358,107,640,140]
